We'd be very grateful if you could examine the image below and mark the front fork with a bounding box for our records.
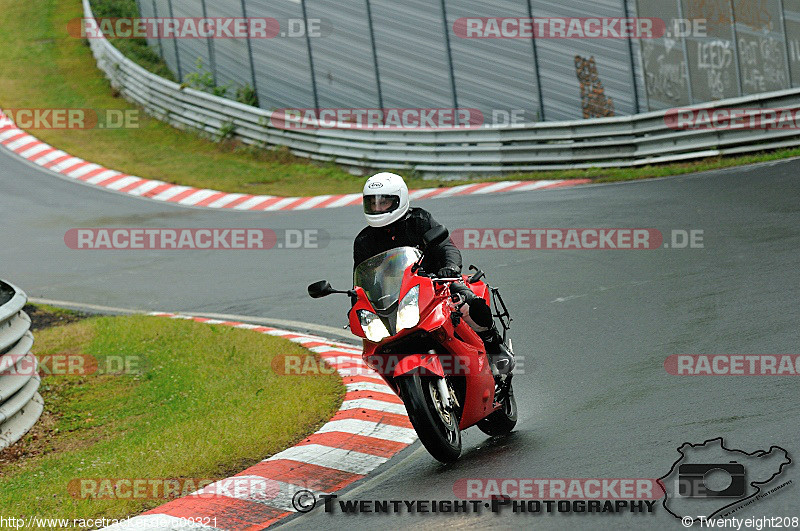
[436,378,451,409]
[429,365,460,417]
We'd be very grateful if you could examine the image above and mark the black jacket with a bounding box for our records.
[353,207,462,274]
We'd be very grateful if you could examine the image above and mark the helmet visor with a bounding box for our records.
[364,194,400,215]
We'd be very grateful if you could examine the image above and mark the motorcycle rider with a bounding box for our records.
[353,172,514,375]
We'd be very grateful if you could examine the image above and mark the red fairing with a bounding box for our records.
[351,263,504,431]
[393,354,445,377]
[348,286,370,338]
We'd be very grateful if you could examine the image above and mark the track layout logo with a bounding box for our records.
[658,437,792,523]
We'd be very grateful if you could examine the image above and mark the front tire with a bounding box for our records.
[477,383,517,436]
[397,374,461,463]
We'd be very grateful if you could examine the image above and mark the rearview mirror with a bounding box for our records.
[423,226,449,248]
[308,280,334,298]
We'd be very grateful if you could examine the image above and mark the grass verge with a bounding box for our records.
[1,0,799,197]
[23,303,89,331]
[0,307,343,522]
[86,0,175,80]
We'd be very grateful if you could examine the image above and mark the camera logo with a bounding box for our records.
[677,462,745,498]
[658,437,791,523]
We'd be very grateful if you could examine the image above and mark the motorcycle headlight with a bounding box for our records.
[358,310,390,342]
[397,285,420,331]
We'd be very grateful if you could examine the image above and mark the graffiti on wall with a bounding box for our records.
[686,0,772,30]
[732,0,774,30]
[696,39,735,99]
[641,39,689,105]
[575,56,615,118]
[738,35,789,92]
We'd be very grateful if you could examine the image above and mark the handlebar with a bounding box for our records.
[416,269,460,282]
[468,265,485,283]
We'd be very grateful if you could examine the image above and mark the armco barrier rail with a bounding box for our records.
[84,0,800,177]
[0,280,43,450]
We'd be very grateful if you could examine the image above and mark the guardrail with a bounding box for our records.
[0,280,43,450]
[84,0,800,177]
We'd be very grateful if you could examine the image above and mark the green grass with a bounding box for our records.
[0,313,343,521]
[26,302,76,317]
[1,0,799,198]
[86,0,174,80]
[0,0,373,197]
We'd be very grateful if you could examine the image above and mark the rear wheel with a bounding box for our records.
[477,382,517,436]
[397,374,461,463]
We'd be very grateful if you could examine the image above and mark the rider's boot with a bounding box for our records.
[478,324,515,376]
[463,296,515,376]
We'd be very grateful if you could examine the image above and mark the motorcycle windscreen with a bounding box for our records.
[354,246,421,313]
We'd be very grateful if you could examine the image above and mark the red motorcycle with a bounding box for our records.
[308,227,516,463]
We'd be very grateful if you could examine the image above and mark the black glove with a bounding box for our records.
[437,266,461,278]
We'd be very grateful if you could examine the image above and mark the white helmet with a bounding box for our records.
[362,172,409,227]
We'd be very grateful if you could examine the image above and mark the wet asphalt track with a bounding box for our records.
[1,147,799,529]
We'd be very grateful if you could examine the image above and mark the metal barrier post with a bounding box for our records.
[152,0,164,59]
[166,0,182,81]
[200,0,217,87]
[300,0,320,110]
[365,0,385,113]
[439,0,459,112]
[240,0,260,105]
[527,0,546,121]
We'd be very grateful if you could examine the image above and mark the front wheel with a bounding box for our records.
[477,383,517,436]
[397,374,461,463]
